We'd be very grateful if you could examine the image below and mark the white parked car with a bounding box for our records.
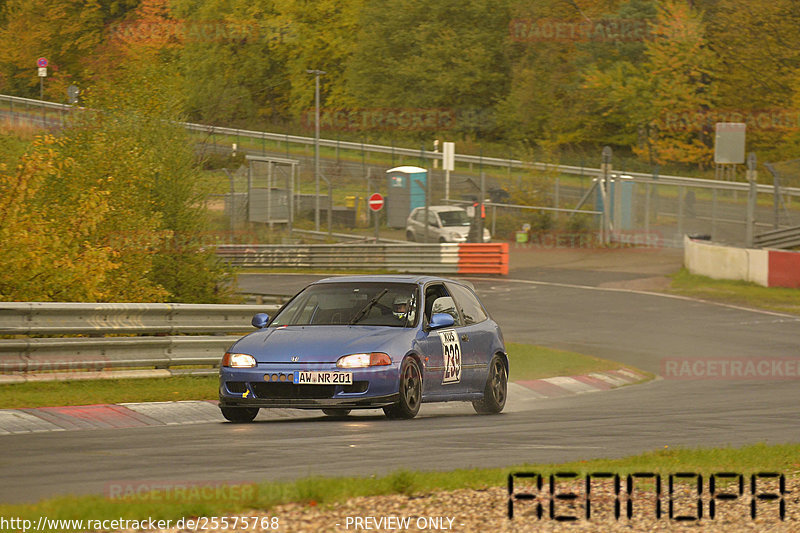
[405,206,491,243]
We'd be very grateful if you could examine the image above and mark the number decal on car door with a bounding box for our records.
[439,329,462,384]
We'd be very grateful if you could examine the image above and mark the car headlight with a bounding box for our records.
[336,352,392,368]
[222,352,257,368]
[483,229,491,240]
[450,232,462,240]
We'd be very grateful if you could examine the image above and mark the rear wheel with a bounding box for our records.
[220,406,259,423]
[384,357,422,419]
[473,355,507,414]
[322,408,351,418]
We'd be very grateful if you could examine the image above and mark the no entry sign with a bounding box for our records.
[368,193,384,212]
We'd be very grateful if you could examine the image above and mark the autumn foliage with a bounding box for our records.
[2,0,800,163]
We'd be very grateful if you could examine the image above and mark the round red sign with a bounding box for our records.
[368,193,384,212]
[37,57,48,68]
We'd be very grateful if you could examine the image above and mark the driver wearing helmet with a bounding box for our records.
[392,295,412,324]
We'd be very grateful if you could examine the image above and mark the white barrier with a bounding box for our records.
[684,236,769,287]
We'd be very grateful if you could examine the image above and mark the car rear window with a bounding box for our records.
[438,210,470,227]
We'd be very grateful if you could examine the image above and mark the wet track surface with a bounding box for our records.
[2,270,799,503]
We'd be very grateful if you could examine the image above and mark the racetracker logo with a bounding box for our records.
[0,355,110,374]
[301,108,456,132]
[103,230,260,254]
[661,358,800,380]
[519,231,664,249]
[509,18,652,43]
[104,480,257,502]
[659,109,800,132]
[107,19,293,44]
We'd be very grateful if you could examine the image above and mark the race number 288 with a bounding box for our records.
[440,329,462,384]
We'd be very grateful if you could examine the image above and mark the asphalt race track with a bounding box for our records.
[2,271,799,504]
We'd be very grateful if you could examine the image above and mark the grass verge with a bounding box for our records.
[506,343,638,381]
[1,442,797,524]
[0,344,645,408]
[0,376,218,409]
[669,268,800,315]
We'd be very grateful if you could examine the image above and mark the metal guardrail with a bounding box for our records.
[184,121,800,197]
[754,225,800,249]
[0,302,280,335]
[216,242,510,274]
[4,93,800,199]
[0,336,240,372]
[216,243,461,272]
[0,93,73,112]
[0,302,281,382]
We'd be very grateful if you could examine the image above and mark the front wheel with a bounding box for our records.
[473,355,507,414]
[406,231,416,242]
[220,406,259,423]
[384,357,422,419]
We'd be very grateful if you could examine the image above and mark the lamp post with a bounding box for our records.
[306,69,326,232]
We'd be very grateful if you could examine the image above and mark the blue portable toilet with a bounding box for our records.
[386,166,427,228]
[595,175,635,231]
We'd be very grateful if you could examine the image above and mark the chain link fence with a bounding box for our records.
[4,93,800,249]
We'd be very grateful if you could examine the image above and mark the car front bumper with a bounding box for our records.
[218,363,401,409]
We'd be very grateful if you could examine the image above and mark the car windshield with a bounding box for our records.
[438,210,470,227]
[270,282,419,327]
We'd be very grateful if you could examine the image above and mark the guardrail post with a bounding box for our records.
[746,152,758,247]
[600,147,613,245]
[644,182,651,235]
[711,188,718,240]
[677,185,685,242]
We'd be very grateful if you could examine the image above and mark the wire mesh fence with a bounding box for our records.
[4,93,800,249]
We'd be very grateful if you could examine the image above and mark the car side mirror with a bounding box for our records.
[251,313,270,328]
[429,313,455,329]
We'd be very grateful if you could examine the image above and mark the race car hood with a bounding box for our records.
[229,325,415,363]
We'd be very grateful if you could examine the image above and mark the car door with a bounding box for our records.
[409,209,425,240]
[417,283,469,396]
[445,281,493,392]
[422,211,442,243]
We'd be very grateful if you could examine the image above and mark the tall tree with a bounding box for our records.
[0,135,124,301]
[346,0,511,140]
[170,0,291,126]
[0,0,106,98]
[583,0,718,166]
[705,0,800,158]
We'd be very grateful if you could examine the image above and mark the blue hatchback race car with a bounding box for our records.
[219,275,507,421]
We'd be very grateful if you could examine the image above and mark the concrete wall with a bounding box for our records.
[684,236,800,288]
[684,236,768,286]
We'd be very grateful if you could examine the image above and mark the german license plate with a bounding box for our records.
[293,371,353,385]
